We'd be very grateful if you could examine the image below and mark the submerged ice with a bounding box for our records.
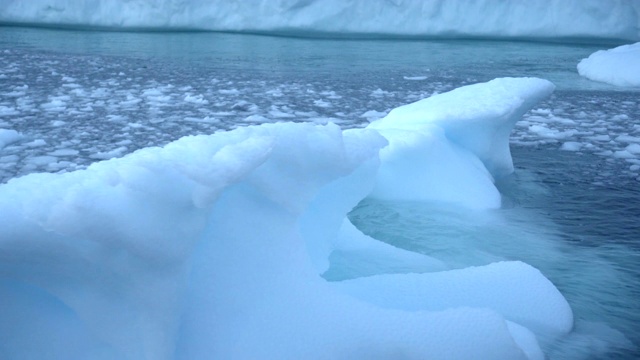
[0,78,597,359]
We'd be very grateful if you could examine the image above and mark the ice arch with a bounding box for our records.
[0,78,570,359]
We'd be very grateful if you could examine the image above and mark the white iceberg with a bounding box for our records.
[1,78,573,359]
[577,42,640,87]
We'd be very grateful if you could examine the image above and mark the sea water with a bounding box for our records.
[0,26,638,359]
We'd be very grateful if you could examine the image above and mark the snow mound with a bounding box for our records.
[0,78,569,359]
[578,42,640,87]
[1,0,639,42]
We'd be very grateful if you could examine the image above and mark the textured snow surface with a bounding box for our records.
[1,0,639,42]
[0,78,572,359]
[578,42,640,87]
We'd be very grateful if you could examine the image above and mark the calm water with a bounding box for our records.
[1,26,639,359]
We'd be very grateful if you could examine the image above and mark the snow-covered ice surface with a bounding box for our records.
[1,27,640,359]
[1,0,639,42]
[578,42,640,87]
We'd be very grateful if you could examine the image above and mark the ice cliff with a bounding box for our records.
[1,0,639,42]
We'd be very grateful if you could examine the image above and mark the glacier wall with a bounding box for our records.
[1,0,639,42]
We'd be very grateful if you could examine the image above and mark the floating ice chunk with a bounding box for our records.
[3,90,26,97]
[40,98,67,112]
[313,99,331,108]
[613,150,636,159]
[368,77,555,208]
[125,122,145,129]
[0,155,19,163]
[308,117,346,125]
[184,94,209,104]
[89,146,128,160]
[320,90,342,99]
[588,134,611,142]
[218,88,240,95]
[243,114,270,123]
[265,88,284,97]
[578,42,640,87]
[120,95,141,106]
[25,139,47,147]
[210,111,234,116]
[626,143,640,154]
[370,88,390,97]
[531,108,552,116]
[26,155,58,166]
[107,115,126,122]
[143,87,172,104]
[0,129,23,149]
[48,149,80,157]
[0,105,20,116]
[231,100,258,112]
[404,76,428,81]
[142,88,163,97]
[183,116,220,124]
[561,141,583,151]
[268,106,296,118]
[528,124,575,140]
[615,134,640,144]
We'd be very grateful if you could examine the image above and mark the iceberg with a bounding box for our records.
[577,42,640,87]
[1,0,639,42]
[1,78,571,359]
[368,77,555,208]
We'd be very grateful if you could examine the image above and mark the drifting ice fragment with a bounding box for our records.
[578,42,640,87]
